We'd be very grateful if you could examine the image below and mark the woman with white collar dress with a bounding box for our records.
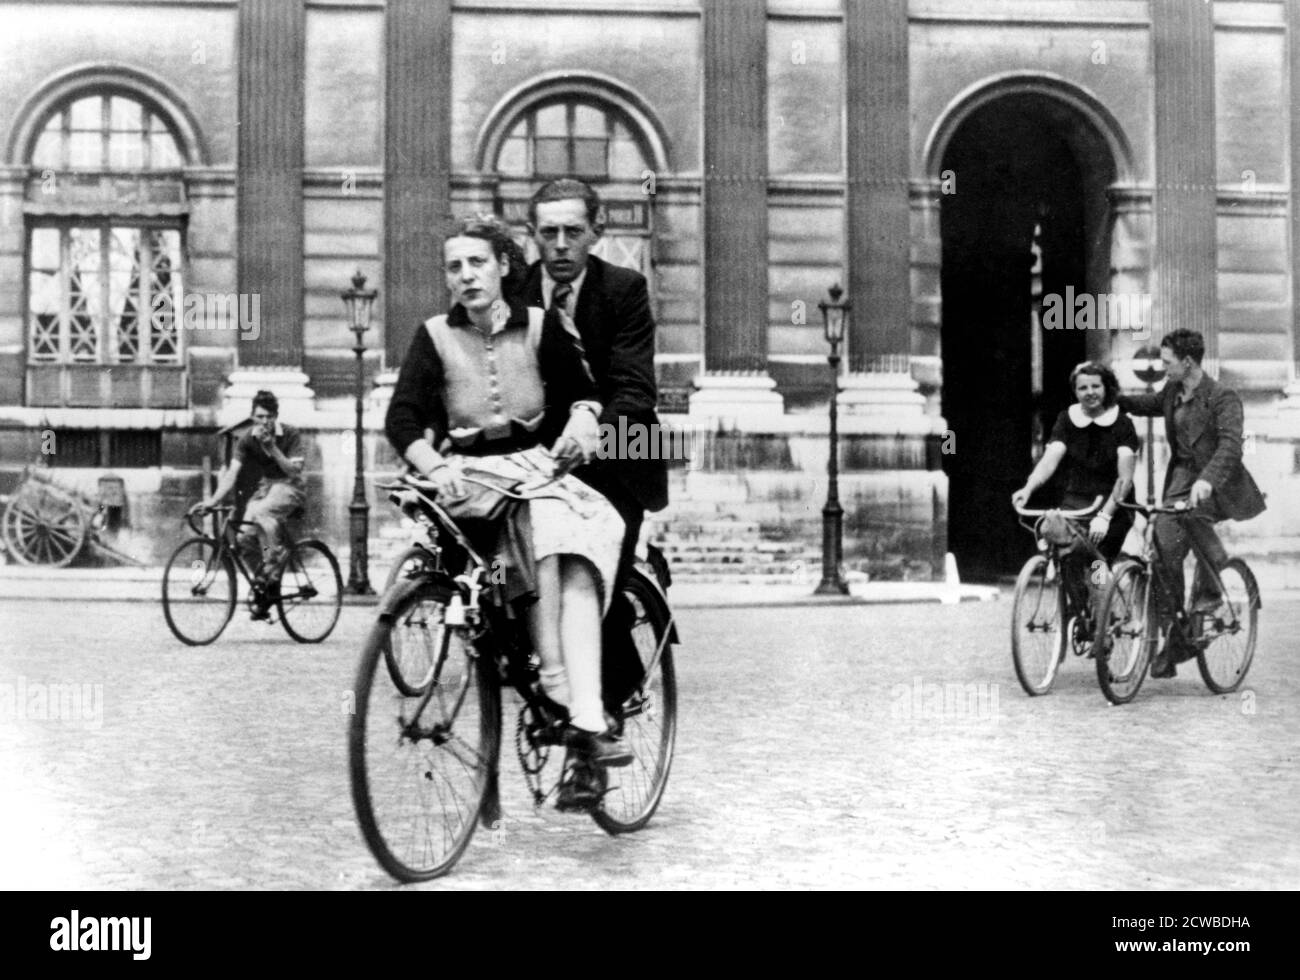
[1012,361,1139,609]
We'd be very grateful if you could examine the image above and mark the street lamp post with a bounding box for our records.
[342,270,378,595]
[815,284,850,596]
[1133,345,1166,506]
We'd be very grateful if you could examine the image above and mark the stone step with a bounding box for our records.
[657,540,818,554]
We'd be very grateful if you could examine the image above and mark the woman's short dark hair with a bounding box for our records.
[1161,328,1205,365]
[1068,361,1119,408]
[445,213,528,299]
[251,389,279,415]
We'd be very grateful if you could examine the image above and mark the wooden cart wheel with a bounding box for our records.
[2,482,87,567]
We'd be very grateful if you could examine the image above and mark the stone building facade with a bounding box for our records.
[0,0,1297,580]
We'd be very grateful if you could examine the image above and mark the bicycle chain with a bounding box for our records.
[514,703,552,808]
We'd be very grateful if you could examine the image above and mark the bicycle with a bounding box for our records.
[161,504,343,646]
[1091,500,1259,704]
[349,472,678,882]
[1009,496,1104,696]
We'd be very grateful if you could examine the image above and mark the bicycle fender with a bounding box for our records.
[629,564,680,645]
[375,574,454,622]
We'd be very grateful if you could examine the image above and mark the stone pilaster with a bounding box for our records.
[1151,0,1217,356]
[236,0,305,368]
[1286,0,1300,411]
[384,0,452,369]
[838,0,922,416]
[690,0,782,419]
[1107,186,1157,389]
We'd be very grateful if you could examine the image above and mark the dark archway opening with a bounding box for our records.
[940,94,1115,582]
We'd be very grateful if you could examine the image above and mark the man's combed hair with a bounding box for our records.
[1161,328,1206,365]
[528,178,603,227]
[251,389,279,415]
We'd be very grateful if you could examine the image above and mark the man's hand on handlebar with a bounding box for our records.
[552,404,600,477]
[1188,479,1213,510]
[188,499,213,516]
[1010,486,1031,510]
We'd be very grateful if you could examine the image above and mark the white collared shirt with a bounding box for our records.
[1067,403,1120,428]
[541,266,588,317]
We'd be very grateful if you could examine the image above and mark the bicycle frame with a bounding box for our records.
[190,505,299,590]
[376,474,673,809]
[1120,502,1249,640]
[1013,497,1105,612]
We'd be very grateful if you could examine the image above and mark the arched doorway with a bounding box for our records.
[936,86,1122,582]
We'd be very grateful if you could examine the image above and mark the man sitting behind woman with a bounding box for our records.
[384,214,630,768]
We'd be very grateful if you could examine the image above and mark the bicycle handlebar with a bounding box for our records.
[186,504,233,537]
[1012,495,1104,519]
[376,469,562,502]
[1118,500,1195,517]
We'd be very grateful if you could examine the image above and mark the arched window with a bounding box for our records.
[488,92,659,277]
[23,88,190,406]
[30,93,183,171]
[495,98,650,182]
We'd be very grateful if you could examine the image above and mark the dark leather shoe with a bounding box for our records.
[555,763,605,812]
[1150,651,1176,679]
[564,726,633,768]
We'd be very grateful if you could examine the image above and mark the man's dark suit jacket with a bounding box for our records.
[522,255,669,514]
[1118,374,1266,522]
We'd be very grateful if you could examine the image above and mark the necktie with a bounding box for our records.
[551,283,572,315]
[548,283,592,382]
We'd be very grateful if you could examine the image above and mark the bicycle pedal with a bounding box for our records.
[555,770,609,812]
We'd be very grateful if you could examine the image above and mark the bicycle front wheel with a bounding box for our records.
[1196,558,1259,694]
[162,537,236,646]
[1093,559,1156,704]
[349,581,501,882]
[383,544,434,594]
[277,540,343,643]
[1010,554,1065,696]
[593,570,677,835]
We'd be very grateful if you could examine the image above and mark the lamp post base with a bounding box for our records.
[815,503,848,595]
[347,500,374,596]
[813,577,849,596]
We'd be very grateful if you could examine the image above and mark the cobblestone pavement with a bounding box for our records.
[1,594,1296,890]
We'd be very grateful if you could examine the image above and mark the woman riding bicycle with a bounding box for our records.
[384,214,630,769]
[1011,361,1138,611]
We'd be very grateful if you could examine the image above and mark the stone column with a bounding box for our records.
[689,0,782,420]
[908,179,944,413]
[383,0,451,372]
[1283,0,1300,415]
[0,167,27,406]
[840,0,922,416]
[1151,0,1218,358]
[227,0,313,419]
[1106,186,1156,389]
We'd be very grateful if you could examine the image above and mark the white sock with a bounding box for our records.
[539,666,570,707]
[569,696,605,734]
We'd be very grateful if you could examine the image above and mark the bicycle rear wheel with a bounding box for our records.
[1093,559,1155,704]
[277,539,342,643]
[349,580,501,882]
[1010,554,1065,696]
[1196,558,1258,694]
[162,537,236,645]
[592,569,677,835]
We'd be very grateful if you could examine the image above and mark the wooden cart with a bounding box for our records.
[1,465,93,567]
